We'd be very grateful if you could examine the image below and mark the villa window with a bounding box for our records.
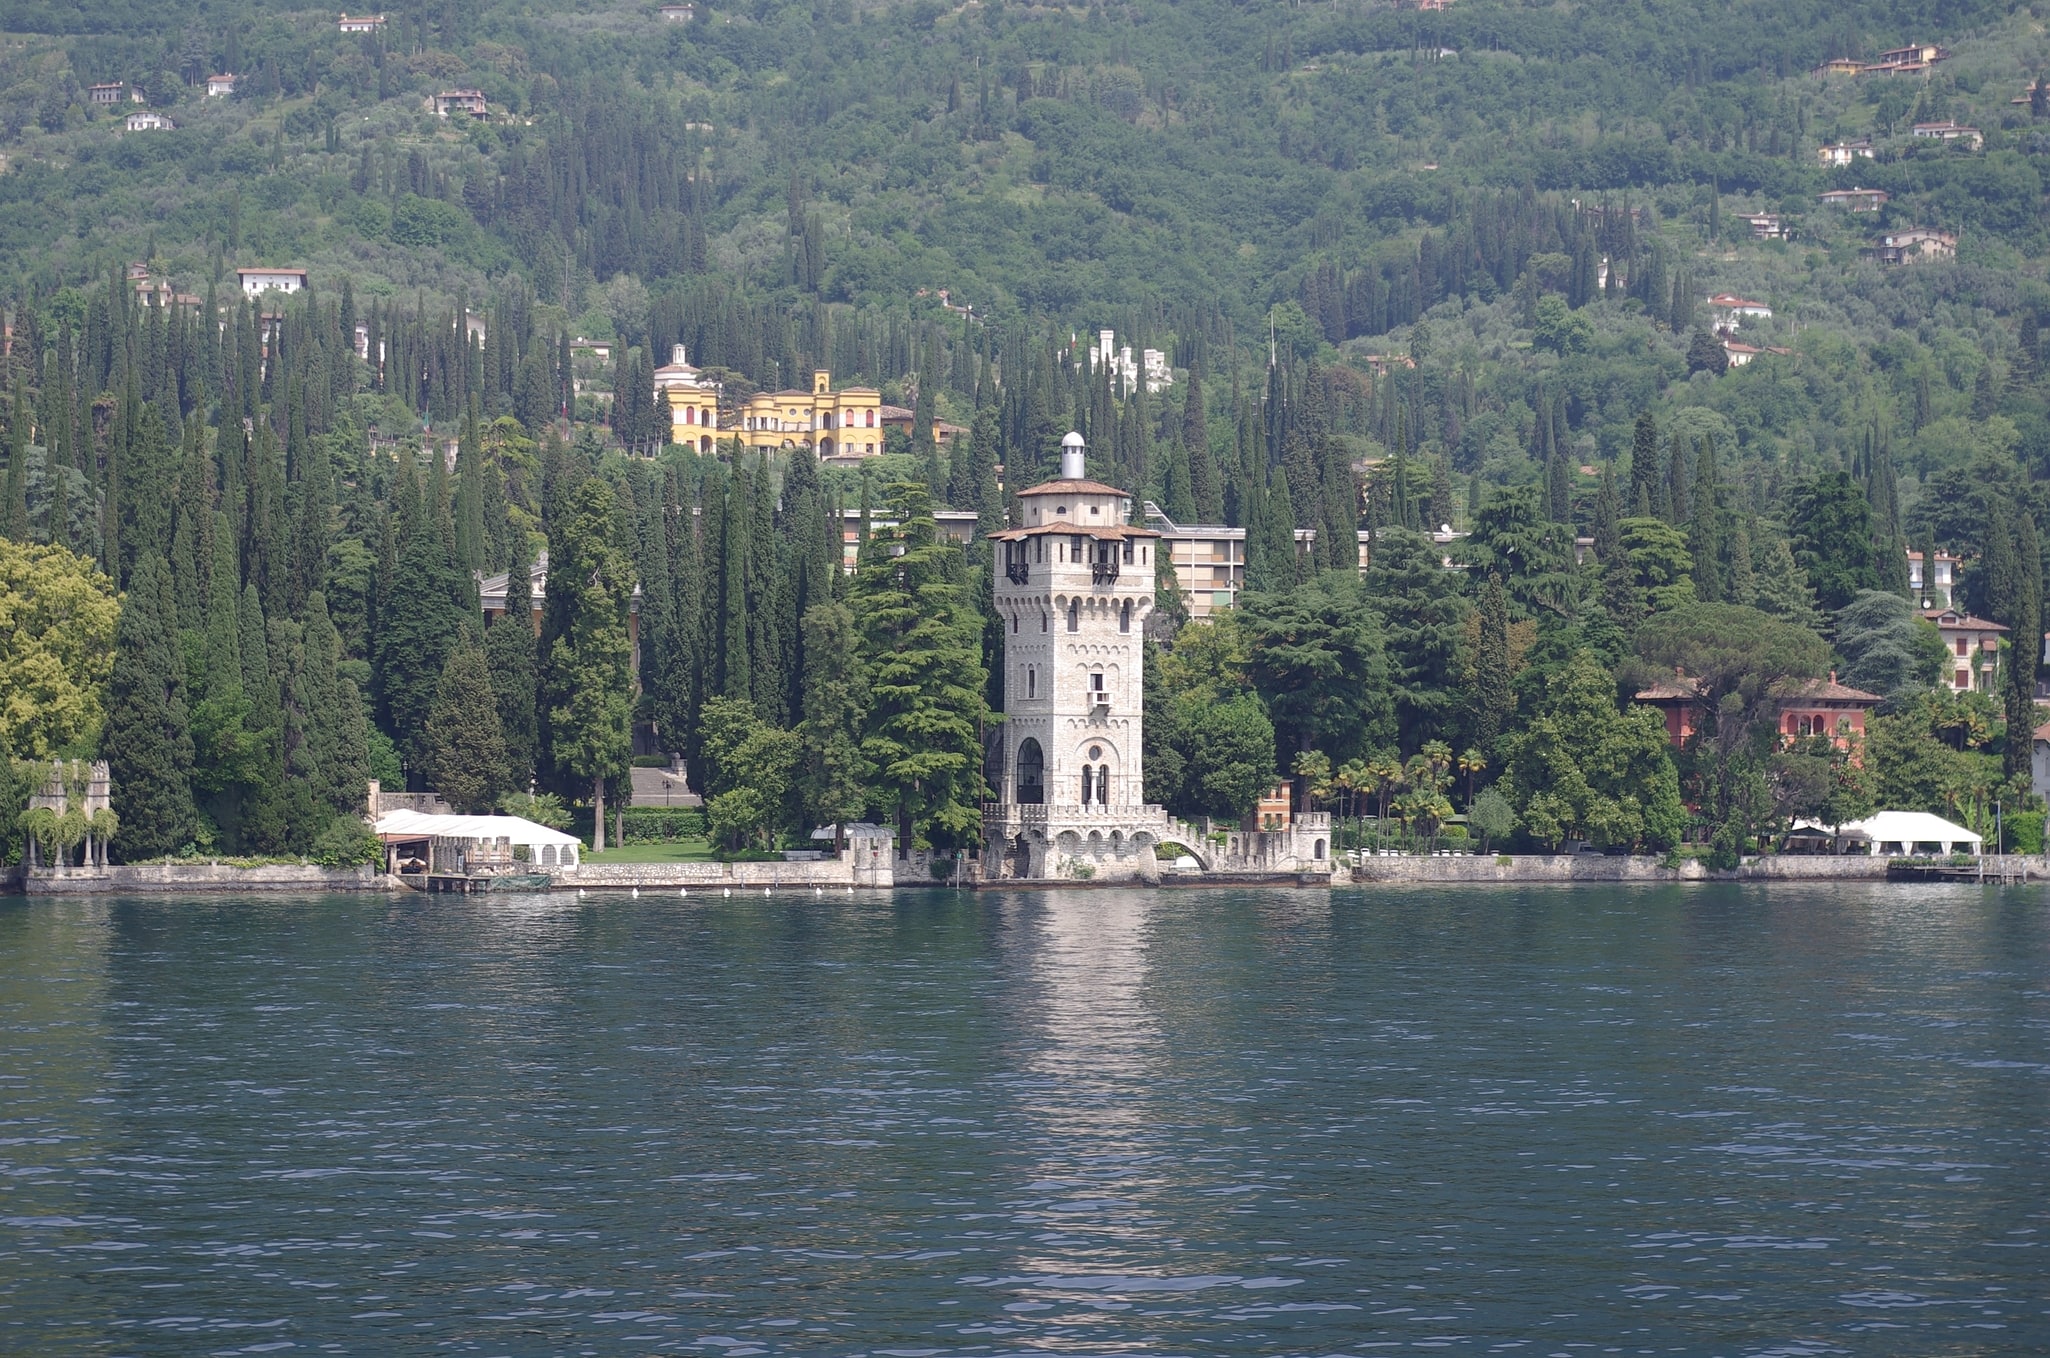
[1067,600,1080,632]
[1120,600,1131,633]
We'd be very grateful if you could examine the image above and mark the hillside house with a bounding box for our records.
[1811,57,1864,77]
[1634,672,1880,755]
[877,404,968,447]
[1722,340,1762,367]
[1820,187,1889,211]
[338,13,386,31]
[1817,138,1875,166]
[205,74,235,97]
[86,83,137,105]
[1922,608,2005,691]
[237,266,308,296]
[1707,293,1772,326]
[433,89,488,118]
[1875,42,1950,67]
[1866,228,1957,264]
[1738,212,1786,240]
[1906,548,1962,607]
[478,554,641,672]
[124,111,174,131]
[658,2,696,17]
[1912,121,1983,148]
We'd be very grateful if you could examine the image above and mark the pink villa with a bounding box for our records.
[1634,670,1881,758]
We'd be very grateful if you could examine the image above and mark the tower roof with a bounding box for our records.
[1016,478,1129,497]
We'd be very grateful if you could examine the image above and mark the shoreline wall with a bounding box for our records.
[559,855,892,889]
[1348,854,2050,884]
[22,864,393,894]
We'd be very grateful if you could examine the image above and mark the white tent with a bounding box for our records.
[1790,810,1981,857]
[374,810,585,868]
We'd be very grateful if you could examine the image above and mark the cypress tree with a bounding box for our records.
[1689,438,1722,603]
[1593,461,1621,565]
[106,554,198,859]
[1473,572,1513,751]
[374,468,467,772]
[1665,435,1690,525]
[485,549,540,790]
[539,478,635,848]
[3,378,29,542]
[2004,510,2042,782]
[747,454,784,721]
[1629,413,1659,518]
[715,465,751,701]
[1545,447,1571,525]
[798,599,870,845]
[425,638,510,814]
[304,591,369,819]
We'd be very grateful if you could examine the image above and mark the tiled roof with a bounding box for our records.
[1016,478,1129,497]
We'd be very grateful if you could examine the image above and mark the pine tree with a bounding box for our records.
[425,639,510,814]
[1750,529,1823,628]
[851,481,989,853]
[106,554,197,859]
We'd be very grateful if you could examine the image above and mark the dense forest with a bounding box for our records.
[7,0,2050,868]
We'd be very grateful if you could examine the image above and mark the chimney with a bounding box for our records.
[1060,431,1086,481]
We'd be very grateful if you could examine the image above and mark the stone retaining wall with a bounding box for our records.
[558,856,892,889]
[23,863,392,894]
[1348,853,2050,883]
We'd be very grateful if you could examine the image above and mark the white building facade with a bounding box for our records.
[982,433,1178,882]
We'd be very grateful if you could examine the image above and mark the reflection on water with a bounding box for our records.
[0,883,2046,1356]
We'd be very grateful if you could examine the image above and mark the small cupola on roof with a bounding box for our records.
[1060,429,1086,480]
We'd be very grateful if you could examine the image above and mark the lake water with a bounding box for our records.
[1,884,2047,1356]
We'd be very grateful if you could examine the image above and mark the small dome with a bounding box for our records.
[1061,430,1086,449]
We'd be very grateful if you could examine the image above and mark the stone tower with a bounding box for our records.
[982,432,1177,881]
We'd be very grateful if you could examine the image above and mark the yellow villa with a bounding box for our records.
[732,370,883,458]
[654,345,721,453]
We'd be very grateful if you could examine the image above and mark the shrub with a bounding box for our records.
[311,815,383,868]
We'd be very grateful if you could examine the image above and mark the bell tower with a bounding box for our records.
[982,432,1174,881]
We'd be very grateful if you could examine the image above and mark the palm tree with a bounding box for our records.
[1292,749,1333,812]
[1367,751,1402,827]
[1336,758,1368,826]
[1458,747,1486,807]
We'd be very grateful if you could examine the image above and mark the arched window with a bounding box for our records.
[1098,764,1110,805]
[1081,765,1094,804]
[1120,600,1131,633]
[1017,739,1045,804]
[540,845,555,865]
[1067,600,1080,632]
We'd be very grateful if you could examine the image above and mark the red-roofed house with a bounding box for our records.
[1634,670,1880,756]
[1923,608,2005,691]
